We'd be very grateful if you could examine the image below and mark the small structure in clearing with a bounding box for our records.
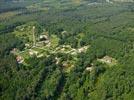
[86,63,94,72]
[37,54,44,58]
[39,35,48,41]
[98,56,117,66]
[61,31,67,34]
[86,67,93,72]
[62,61,75,73]
[10,48,19,54]
[29,49,38,56]
[77,46,89,53]
[71,51,77,55]
[55,57,60,65]
[25,43,30,48]
[16,56,24,64]
[62,62,69,67]
[36,34,50,46]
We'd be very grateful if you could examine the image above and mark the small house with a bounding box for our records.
[36,34,50,46]
[16,56,24,64]
[39,35,48,41]
[25,43,30,48]
[10,48,18,54]
[86,67,93,72]
[98,56,117,65]
[102,56,113,64]
[29,49,38,56]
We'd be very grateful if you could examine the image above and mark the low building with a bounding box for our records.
[25,43,30,48]
[10,48,19,54]
[29,49,38,56]
[101,56,113,64]
[16,56,24,64]
[98,56,117,65]
[78,46,89,53]
[37,54,44,58]
[39,35,48,41]
[36,34,50,46]
[62,62,69,67]
[55,57,60,65]
[61,31,67,34]
[86,67,93,72]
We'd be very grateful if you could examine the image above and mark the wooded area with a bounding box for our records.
[0,0,134,100]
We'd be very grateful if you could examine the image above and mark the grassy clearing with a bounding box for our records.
[50,35,60,48]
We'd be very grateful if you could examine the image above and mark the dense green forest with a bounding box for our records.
[0,0,134,100]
